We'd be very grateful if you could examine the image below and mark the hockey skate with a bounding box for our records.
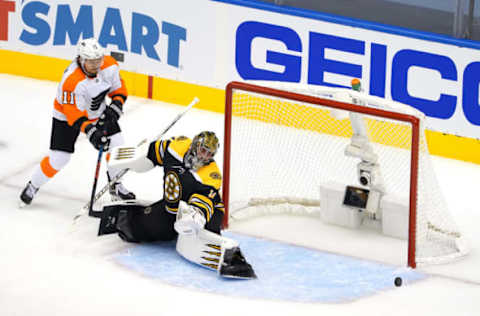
[220,247,257,279]
[19,181,39,207]
[107,172,136,201]
[109,182,136,201]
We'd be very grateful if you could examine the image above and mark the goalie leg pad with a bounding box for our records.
[98,204,121,236]
[97,200,149,242]
[176,229,256,279]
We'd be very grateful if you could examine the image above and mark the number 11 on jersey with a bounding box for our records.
[62,91,75,105]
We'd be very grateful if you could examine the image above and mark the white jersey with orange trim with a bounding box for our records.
[52,55,127,132]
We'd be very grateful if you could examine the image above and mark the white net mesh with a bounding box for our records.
[225,81,468,266]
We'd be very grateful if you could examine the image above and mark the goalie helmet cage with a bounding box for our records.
[222,81,468,268]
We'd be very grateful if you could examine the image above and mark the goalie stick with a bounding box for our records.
[72,97,200,224]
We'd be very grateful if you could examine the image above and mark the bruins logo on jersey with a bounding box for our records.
[164,171,182,202]
[210,172,221,180]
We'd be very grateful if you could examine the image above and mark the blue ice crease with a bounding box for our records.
[112,232,426,303]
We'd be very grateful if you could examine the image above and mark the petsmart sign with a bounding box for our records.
[0,0,216,82]
[215,1,480,139]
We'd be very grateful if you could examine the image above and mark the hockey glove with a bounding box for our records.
[174,204,206,235]
[102,99,123,122]
[85,124,109,151]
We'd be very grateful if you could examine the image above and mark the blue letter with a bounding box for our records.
[20,1,50,45]
[131,12,159,61]
[463,62,480,125]
[391,50,457,119]
[235,21,302,82]
[370,43,387,97]
[98,8,127,51]
[308,33,364,88]
[53,5,93,45]
[162,21,186,68]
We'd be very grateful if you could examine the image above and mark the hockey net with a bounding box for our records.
[222,81,468,268]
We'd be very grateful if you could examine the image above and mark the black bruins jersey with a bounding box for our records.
[147,136,225,222]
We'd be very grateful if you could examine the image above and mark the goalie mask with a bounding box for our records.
[77,38,104,77]
[185,131,219,170]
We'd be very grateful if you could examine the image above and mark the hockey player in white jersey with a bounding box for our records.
[96,131,256,279]
[20,38,135,206]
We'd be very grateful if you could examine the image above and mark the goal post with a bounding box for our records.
[222,80,468,268]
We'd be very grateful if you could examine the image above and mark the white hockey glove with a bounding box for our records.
[174,204,206,235]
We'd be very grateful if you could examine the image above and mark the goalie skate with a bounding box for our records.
[219,247,257,279]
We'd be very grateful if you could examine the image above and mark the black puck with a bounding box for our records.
[394,277,402,287]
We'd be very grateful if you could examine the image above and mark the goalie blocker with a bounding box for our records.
[97,200,256,279]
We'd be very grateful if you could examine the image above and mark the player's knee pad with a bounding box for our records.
[176,228,238,272]
[48,150,71,170]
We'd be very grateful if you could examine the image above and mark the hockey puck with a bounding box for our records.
[394,277,402,287]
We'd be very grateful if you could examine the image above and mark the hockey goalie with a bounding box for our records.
[96,131,256,279]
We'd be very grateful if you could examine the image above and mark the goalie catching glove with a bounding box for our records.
[174,204,206,235]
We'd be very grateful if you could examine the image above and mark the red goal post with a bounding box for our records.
[222,81,467,268]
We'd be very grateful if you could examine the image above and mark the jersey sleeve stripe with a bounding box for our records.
[214,202,225,213]
[154,140,164,165]
[165,205,178,214]
[189,194,214,221]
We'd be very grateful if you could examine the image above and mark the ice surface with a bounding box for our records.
[0,74,479,315]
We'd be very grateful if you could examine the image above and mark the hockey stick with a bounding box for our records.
[87,144,105,218]
[72,97,200,223]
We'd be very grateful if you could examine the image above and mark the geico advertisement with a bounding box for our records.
[216,3,480,138]
[0,0,216,82]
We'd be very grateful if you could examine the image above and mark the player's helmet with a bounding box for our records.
[185,131,219,170]
[77,38,104,76]
[77,38,104,60]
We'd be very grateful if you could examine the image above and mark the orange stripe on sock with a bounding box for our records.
[106,153,111,161]
[40,157,59,178]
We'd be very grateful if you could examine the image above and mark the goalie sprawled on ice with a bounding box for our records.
[96,131,256,279]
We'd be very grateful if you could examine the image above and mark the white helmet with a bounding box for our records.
[77,38,104,60]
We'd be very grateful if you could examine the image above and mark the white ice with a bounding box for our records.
[0,74,479,315]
